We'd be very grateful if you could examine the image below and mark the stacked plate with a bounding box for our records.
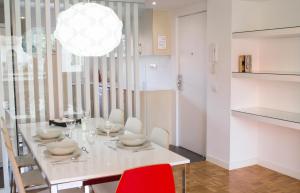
[34,129,64,143]
[97,123,124,136]
[44,139,81,159]
[117,134,151,150]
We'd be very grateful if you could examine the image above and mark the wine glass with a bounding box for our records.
[82,111,91,131]
[104,121,112,137]
[65,119,76,138]
[87,129,96,145]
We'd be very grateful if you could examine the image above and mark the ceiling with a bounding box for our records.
[144,0,201,10]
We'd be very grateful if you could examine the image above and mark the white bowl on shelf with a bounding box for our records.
[46,139,78,156]
[37,129,62,139]
[119,134,147,146]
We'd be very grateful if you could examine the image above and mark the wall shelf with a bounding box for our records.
[232,72,300,82]
[232,107,300,131]
[232,26,300,39]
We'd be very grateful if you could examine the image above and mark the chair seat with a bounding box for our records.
[16,154,36,167]
[29,188,84,193]
[21,169,47,188]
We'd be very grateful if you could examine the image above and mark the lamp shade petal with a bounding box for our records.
[54,2,123,57]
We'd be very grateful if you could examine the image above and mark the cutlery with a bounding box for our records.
[81,147,89,154]
[50,154,81,164]
[133,147,154,153]
[107,145,117,151]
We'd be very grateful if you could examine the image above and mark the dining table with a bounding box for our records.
[18,119,190,193]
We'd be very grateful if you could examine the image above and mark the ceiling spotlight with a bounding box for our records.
[152,1,157,5]
[20,16,25,19]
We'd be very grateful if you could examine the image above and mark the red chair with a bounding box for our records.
[116,164,176,193]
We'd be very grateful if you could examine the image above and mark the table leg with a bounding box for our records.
[182,164,190,193]
[51,185,58,193]
[85,185,90,193]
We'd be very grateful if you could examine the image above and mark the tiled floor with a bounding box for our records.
[173,161,300,193]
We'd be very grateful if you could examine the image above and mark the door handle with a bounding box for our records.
[177,74,183,90]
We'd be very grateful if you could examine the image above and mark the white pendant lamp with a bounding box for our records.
[54,2,123,57]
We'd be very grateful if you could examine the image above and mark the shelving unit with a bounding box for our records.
[230,0,300,179]
[232,26,300,39]
[232,107,300,131]
[232,72,300,82]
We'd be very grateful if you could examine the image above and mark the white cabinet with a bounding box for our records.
[139,9,171,56]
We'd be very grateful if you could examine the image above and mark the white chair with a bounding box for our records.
[150,127,169,149]
[108,109,124,126]
[0,117,36,169]
[124,117,143,134]
[0,120,84,193]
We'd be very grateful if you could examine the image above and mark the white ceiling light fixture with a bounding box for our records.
[54,2,123,57]
[152,1,157,5]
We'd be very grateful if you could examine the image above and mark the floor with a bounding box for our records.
[169,145,206,163]
[1,161,300,192]
[173,161,300,193]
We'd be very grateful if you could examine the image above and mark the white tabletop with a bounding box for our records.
[19,121,190,185]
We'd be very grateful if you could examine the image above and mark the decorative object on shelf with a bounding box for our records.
[54,2,123,57]
[238,55,252,73]
[245,55,252,73]
[239,55,246,72]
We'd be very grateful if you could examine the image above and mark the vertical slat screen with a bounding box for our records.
[109,2,117,111]
[101,1,109,119]
[93,58,100,117]
[125,3,132,117]
[4,0,15,125]
[45,0,55,119]
[35,0,46,121]
[101,56,109,119]
[25,0,36,122]
[54,0,64,118]
[3,0,141,124]
[84,58,91,113]
[64,0,74,117]
[75,56,83,114]
[133,3,140,118]
[117,2,124,111]
[14,0,26,122]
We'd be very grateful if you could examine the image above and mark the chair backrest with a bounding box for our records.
[124,117,143,134]
[150,127,169,148]
[108,109,124,125]
[0,118,26,193]
[116,164,176,193]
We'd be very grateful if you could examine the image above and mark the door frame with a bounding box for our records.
[174,10,207,155]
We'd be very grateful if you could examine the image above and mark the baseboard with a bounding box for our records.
[258,159,300,180]
[206,154,229,169]
[229,158,257,170]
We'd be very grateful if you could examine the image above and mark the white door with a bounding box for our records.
[178,12,206,155]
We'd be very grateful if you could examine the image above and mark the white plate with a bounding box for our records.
[37,129,62,139]
[44,147,81,160]
[116,141,151,150]
[33,134,64,143]
[54,118,75,123]
[98,124,123,133]
[46,139,78,156]
[119,134,147,146]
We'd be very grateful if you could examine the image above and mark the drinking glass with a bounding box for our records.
[87,129,96,145]
[104,121,112,136]
[82,111,91,131]
[65,119,76,138]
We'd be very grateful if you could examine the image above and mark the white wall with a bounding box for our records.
[232,0,300,32]
[139,56,173,91]
[206,0,232,168]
